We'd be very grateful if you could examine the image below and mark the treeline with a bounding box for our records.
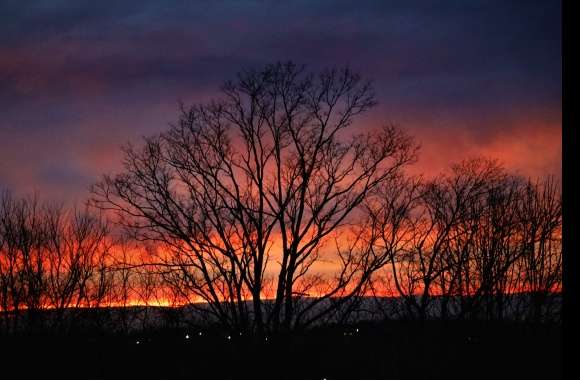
[0,62,561,335]
[0,194,110,333]
[366,160,561,323]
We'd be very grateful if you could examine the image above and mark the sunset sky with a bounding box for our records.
[0,0,561,203]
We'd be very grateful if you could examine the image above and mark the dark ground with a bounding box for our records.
[0,320,562,380]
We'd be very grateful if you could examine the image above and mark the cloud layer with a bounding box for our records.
[0,0,561,202]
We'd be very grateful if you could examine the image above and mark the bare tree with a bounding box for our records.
[0,192,47,331]
[364,176,426,319]
[90,62,417,333]
[0,190,116,334]
[83,237,116,331]
[0,192,13,333]
[367,160,502,320]
[371,157,563,323]
[516,177,562,322]
[43,205,111,330]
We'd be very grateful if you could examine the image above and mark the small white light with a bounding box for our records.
[136,340,140,345]
[356,328,359,333]
[265,337,268,341]
[227,335,231,340]
[239,332,242,336]
[185,334,190,339]
[198,332,202,336]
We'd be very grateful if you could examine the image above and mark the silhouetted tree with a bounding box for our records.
[0,192,47,331]
[516,177,562,322]
[368,158,562,322]
[0,191,115,333]
[90,62,417,333]
[43,205,111,331]
[364,176,426,319]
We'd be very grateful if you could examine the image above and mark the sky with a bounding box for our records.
[0,0,561,203]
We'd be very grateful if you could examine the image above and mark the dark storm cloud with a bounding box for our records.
[0,0,561,201]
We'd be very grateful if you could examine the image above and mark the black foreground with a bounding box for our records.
[0,320,561,380]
